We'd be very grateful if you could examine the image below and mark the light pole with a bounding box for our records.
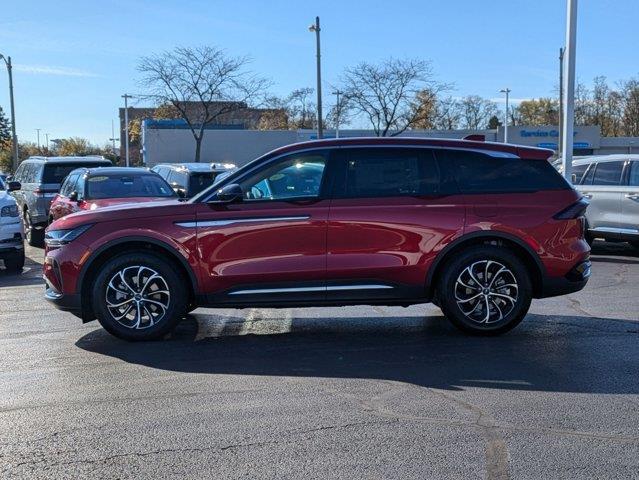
[500,88,511,143]
[308,17,323,139]
[0,54,19,170]
[332,89,343,138]
[122,94,134,167]
[558,47,565,156]
[44,133,49,151]
[561,0,578,182]
[109,119,120,160]
[36,128,41,150]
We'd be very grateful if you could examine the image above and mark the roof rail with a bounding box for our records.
[462,134,486,141]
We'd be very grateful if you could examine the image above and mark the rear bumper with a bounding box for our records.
[540,259,591,298]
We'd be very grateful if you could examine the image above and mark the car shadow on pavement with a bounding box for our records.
[75,312,639,395]
[0,265,44,287]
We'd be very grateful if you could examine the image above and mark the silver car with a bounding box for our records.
[573,154,639,249]
[9,156,112,246]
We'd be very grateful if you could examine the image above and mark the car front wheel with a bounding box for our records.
[23,210,44,247]
[91,252,187,341]
[438,245,532,335]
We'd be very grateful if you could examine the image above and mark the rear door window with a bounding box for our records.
[333,148,441,198]
[436,150,569,193]
[42,162,109,184]
[592,161,624,186]
[629,161,639,186]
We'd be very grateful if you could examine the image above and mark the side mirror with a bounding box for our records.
[6,181,21,192]
[68,191,79,202]
[176,188,186,199]
[571,173,577,184]
[213,183,243,203]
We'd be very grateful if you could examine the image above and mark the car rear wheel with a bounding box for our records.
[438,245,532,335]
[91,252,187,341]
[4,253,25,272]
[23,210,44,247]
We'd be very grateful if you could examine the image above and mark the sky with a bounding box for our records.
[0,0,638,146]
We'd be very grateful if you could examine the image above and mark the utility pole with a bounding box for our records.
[500,88,511,143]
[561,0,578,182]
[332,89,343,138]
[308,17,323,139]
[44,133,49,151]
[558,47,565,156]
[122,94,134,167]
[36,129,41,150]
[0,54,19,170]
[109,119,120,161]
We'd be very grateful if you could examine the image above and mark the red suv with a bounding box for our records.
[44,138,591,340]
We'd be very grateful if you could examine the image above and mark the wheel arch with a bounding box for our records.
[425,231,546,299]
[77,236,199,322]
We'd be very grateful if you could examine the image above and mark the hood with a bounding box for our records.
[85,196,175,210]
[49,198,192,230]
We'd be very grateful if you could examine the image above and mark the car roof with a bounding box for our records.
[573,154,639,165]
[154,162,236,173]
[253,137,554,161]
[22,156,110,164]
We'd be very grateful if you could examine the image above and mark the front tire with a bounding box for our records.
[91,252,187,341]
[438,245,532,335]
[23,210,44,247]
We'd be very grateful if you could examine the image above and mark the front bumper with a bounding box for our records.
[0,226,24,259]
[540,259,592,298]
[44,284,85,320]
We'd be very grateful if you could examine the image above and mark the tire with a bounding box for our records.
[23,210,44,247]
[4,253,25,272]
[438,245,533,336]
[91,251,188,341]
[630,241,639,251]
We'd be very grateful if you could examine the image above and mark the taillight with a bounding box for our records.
[553,198,589,220]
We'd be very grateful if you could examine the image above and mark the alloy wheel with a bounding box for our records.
[454,260,518,324]
[105,266,171,329]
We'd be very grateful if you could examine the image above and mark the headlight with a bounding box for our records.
[45,224,93,247]
[0,204,18,217]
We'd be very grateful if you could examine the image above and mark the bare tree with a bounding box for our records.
[458,95,499,129]
[339,58,443,136]
[138,46,269,162]
[286,88,317,129]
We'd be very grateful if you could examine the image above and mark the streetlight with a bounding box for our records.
[332,89,344,138]
[561,0,578,182]
[36,128,41,150]
[122,94,134,167]
[0,54,19,170]
[500,88,511,143]
[308,16,323,139]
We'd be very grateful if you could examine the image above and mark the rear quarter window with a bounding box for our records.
[436,150,570,193]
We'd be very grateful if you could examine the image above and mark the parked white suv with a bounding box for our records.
[0,177,25,271]
[572,154,639,249]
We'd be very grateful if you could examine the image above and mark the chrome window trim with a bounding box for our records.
[198,144,521,203]
[175,215,310,228]
[228,284,394,295]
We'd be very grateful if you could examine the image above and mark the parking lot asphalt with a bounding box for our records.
[0,243,638,479]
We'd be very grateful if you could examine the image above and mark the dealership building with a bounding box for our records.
[140,119,639,167]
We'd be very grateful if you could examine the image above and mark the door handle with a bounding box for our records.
[625,193,639,200]
[582,192,593,199]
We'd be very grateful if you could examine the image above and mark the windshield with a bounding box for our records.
[188,172,220,196]
[42,162,111,184]
[86,174,176,199]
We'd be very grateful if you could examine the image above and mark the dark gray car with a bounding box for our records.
[10,156,112,246]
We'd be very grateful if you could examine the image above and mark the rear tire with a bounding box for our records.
[438,245,532,336]
[91,252,188,341]
[4,253,25,272]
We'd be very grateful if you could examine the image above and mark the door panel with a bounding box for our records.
[326,147,464,301]
[620,160,639,236]
[579,161,624,234]
[194,149,331,304]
